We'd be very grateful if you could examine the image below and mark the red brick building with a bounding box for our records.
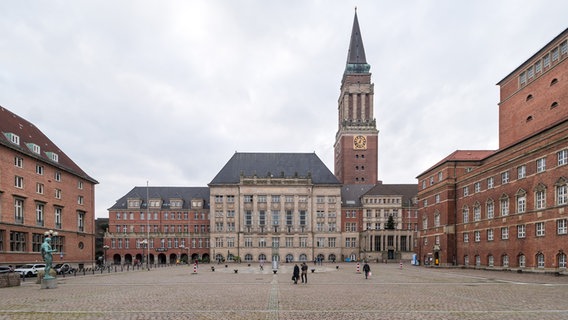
[0,106,98,268]
[105,186,210,265]
[418,29,568,271]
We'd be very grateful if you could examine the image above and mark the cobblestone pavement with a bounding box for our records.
[1,262,568,319]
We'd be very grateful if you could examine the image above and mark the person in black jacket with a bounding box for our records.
[363,262,370,279]
[292,264,300,284]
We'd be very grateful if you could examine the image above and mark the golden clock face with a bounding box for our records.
[353,135,367,150]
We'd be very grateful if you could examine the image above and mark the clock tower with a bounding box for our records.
[334,9,378,184]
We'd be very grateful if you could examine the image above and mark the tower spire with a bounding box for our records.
[345,8,370,73]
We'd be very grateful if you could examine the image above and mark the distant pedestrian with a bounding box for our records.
[363,262,370,279]
[293,264,300,284]
[301,262,308,283]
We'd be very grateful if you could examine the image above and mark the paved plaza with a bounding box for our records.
[1,262,568,319]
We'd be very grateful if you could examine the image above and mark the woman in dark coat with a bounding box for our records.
[293,264,300,284]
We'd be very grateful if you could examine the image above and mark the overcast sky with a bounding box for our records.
[1,1,567,218]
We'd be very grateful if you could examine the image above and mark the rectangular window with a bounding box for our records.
[328,237,336,248]
[258,195,267,203]
[558,149,567,166]
[536,190,546,209]
[285,237,293,248]
[36,164,44,175]
[501,171,509,184]
[78,196,84,205]
[55,171,61,182]
[299,210,306,226]
[552,47,559,61]
[474,182,481,193]
[463,233,469,243]
[501,227,509,240]
[77,211,85,232]
[271,210,279,226]
[227,195,235,203]
[543,53,551,67]
[258,238,266,248]
[560,41,567,55]
[486,202,494,219]
[214,195,223,203]
[517,165,526,179]
[15,176,23,188]
[535,60,542,73]
[259,210,266,226]
[245,211,252,226]
[463,186,469,197]
[36,203,44,226]
[527,66,534,79]
[487,177,494,189]
[244,195,253,203]
[517,196,526,214]
[272,195,280,203]
[55,189,62,199]
[474,231,480,242]
[536,158,546,173]
[519,72,527,85]
[558,185,568,205]
[286,210,293,226]
[500,198,509,216]
[55,207,62,229]
[300,237,307,248]
[557,219,568,235]
[517,225,526,238]
[14,198,24,224]
[10,231,27,252]
[78,180,83,190]
[536,222,545,237]
[285,195,294,203]
[14,156,23,168]
[36,183,44,194]
[487,229,494,241]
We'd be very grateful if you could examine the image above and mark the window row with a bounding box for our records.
[113,224,210,234]
[460,180,567,223]
[12,198,83,230]
[464,252,566,269]
[114,211,209,221]
[118,237,210,250]
[462,220,567,243]
[1,230,65,253]
[519,38,568,87]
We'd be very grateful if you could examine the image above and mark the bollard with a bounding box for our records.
[193,263,198,274]
[356,262,361,274]
[400,261,403,270]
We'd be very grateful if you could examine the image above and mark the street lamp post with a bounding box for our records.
[103,245,109,267]
[139,239,149,270]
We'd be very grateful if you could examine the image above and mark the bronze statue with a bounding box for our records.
[40,237,56,279]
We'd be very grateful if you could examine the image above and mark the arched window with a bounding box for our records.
[473,203,481,221]
[557,252,567,269]
[299,254,308,262]
[502,254,509,268]
[258,254,267,262]
[536,252,545,268]
[518,254,526,268]
[555,177,568,206]
[551,78,558,86]
[516,189,527,214]
[285,254,294,263]
[244,254,253,262]
[526,94,533,101]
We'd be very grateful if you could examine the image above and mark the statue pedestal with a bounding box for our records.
[41,278,57,289]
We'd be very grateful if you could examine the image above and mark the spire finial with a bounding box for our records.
[355,6,357,13]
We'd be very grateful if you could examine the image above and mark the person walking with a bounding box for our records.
[363,262,371,279]
[292,264,300,284]
[301,262,308,283]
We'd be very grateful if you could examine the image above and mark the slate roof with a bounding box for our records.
[108,186,210,210]
[0,106,97,183]
[341,184,375,207]
[209,152,341,185]
[364,183,418,206]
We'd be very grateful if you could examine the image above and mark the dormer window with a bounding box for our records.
[46,152,59,162]
[26,143,41,154]
[4,132,20,145]
[149,199,162,208]
[127,199,141,209]
[170,199,183,208]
